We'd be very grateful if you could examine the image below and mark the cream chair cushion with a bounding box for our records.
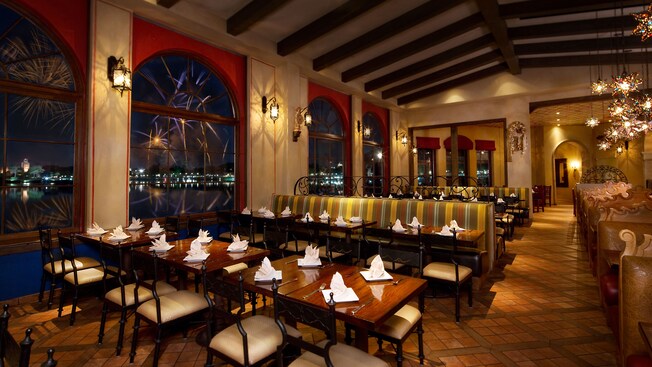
[105,280,176,307]
[318,246,345,259]
[290,341,390,367]
[375,304,421,340]
[222,262,248,275]
[218,232,232,241]
[283,239,312,253]
[137,290,208,323]
[210,314,300,365]
[44,257,101,274]
[423,262,472,282]
[63,266,109,285]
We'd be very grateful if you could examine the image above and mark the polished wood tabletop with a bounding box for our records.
[371,224,485,247]
[134,238,270,275]
[228,254,427,351]
[76,227,178,248]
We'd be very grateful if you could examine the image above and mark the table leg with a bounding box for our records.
[354,326,369,352]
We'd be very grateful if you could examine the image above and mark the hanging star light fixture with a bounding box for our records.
[633,4,652,41]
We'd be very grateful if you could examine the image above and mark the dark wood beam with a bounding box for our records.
[515,36,643,55]
[500,0,650,19]
[509,15,636,40]
[227,0,291,36]
[365,35,495,92]
[341,13,484,82]
[312,0,463,71]
[277,0,385,56]
[397,64,509,105]
[156,0,179,8]
[475,0,520,74]
[520,51,652,68]
[382,51,503,99]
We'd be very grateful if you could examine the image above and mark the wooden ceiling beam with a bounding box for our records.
[397,64,509,105]
[515,36,643,55]
[227,0,291,36]
[365,34,495,92]
[156,0,179,9]
[509,15,636,39]
[382,51,503,99]
[475,0,520,74]
[313,0,464,71]
[520,51,652,68]
[500,0,651,19]
[341,13,484,82]
[277,0,385,56]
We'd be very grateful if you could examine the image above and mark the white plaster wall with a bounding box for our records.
[86,0,132,228]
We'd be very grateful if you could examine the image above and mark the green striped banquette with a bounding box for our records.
[272,195,496,282]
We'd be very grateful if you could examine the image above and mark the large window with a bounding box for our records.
[446,150,468,186]
[417,149,436,186]
[0,4,80,235]
[308,98,344,195]
[361,112,384,195]
[476,150,492,186]
[130,55,238,218]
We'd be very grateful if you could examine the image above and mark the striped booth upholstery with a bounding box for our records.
[272,195,496,285]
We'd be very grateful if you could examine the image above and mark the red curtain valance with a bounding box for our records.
[416,137,440,150]
[443,135,473,150]
[475,139,496,151]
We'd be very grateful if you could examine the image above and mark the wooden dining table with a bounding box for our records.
[368,224,485,248]
[227,254,427,352]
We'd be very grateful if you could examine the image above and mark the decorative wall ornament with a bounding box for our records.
[507,121,527,155]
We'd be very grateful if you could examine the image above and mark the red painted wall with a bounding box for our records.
[132,18,247,208]
[308,82,352,177]
[13,0,89,80]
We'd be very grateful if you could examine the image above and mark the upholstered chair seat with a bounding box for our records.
[104,280,176,307]
[289,340,390,367]
[210,314,301,366]
[423,262,472,282]
[63,266,120,285]
[44,257,100,275]
[136,290,209,324]
[375,304,421,340]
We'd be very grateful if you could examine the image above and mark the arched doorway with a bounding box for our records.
[552,141,588,204]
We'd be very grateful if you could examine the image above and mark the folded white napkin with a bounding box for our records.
[434,196,440,201]
[128,217,143,229]
[392,219,406,232]
[258,206,268,213]
[335,215,347,227]
[440,225,452,235]
[241,207,251,215]
[184,239,209,261]
[497,198,505,204]
[319,210,330,221]
[149,234,173,252]
[397,189,403,196]
[409,216,422,228]
[369,255,385,278]
[364,194,368,198]
[303,244,320,265]
[228,238,249,252]
[301,213,314,223]
[388,194,393,198]
[450,220,460,230]
[149,220,162,232]
[232,233,241,242]
[87,222,105,234]
[329,271,347,296]
[197,229,211,242]
[281,206,292,216]
[489,193,495,197]
[255,257,276,279]
[263,209,275,218]
[371,193,375,198]
[350,216,362,223]
[471,197,478,202]
[418,194,423,200]
[109,225,130,240]
[510,193,517,197]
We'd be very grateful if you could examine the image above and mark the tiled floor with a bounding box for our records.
[4,205,617,366]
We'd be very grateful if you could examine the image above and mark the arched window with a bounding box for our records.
[361,112,384,195]
[0,3,80,235]
[307,98,344,195]
[130,55,238,218]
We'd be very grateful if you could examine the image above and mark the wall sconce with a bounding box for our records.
[411,146,418,154]
[570,161,580,170]
[262,96,279,122]
[395,130,408,146]
[357,120,371,139]
[107,56,132,96]
[293,107,313,141]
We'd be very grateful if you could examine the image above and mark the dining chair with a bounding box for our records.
[38,227,100,309]
[97,245,176,356]
[206,273,301,367]
[216,210,235,242]
[164,215,180,233]
[350,227,425,367]
[272,283,390,367]
[56,232,107,325]
[2,304,59,367]
[421,229,473,322]
[129,253,212,367]
[187,217,205,238]
[234,213,264,245]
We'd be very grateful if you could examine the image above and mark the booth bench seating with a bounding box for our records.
[272,195,496,289]
[413,186,531,216]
